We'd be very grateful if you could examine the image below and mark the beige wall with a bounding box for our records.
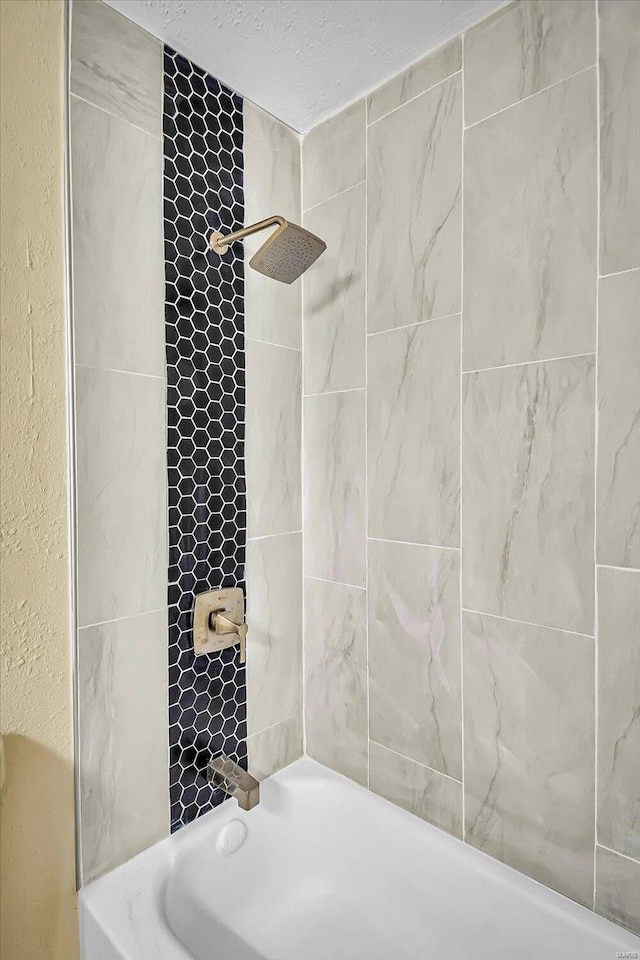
[0,1,78,958]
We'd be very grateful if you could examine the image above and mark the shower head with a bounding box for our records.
[209,216,326,284]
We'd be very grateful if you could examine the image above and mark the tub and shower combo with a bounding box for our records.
[82,760,638,959]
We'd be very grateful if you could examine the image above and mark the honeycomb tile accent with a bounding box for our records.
[163,47,247,832]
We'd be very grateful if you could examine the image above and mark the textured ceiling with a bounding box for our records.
[103,0,506,133]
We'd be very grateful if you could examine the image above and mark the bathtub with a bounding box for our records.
[80,758,639,960]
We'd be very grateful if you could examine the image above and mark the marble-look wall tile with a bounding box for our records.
[304,578,367,786]
[368,74,461,334]
[246,533,302,737]
[463,68,596,370]
[369,540,461,780]
[304,390,366,587]
[246,339,301,538]
[71,0,161,137]
[71,97,164,376]
[244,103,302,350]
[303,184,366,395]
[464,0,596,126]
[597,567,640,861]
[78,609,169,882]
[367,36,461,124]
[302,101,365,210]
[595,846,640,935]
[599,0,640,275]
[368,316,460,546]
[76,366,167,627]
[463,611,595,906]
[244,100,300,167]
[369,741,462,839]
[247,714,303,781]
[597,271,640,569]
[462,356,595,634]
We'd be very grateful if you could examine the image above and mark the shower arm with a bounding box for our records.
[209,215,286,254]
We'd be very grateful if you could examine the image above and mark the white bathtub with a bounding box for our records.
[80,758,639,960]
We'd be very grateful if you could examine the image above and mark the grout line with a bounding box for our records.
[69,91,161,141]
[364,107,370,791]
[303,178,367,215]
[461,607,595,640]
[304,574,367,592]
[247,713,300,740]
[460,28,466,844]
[463,352,596,376]
[598,266,640,279]
[368,536,460,551]
[370,740,463,786]
[593,1,601,909]
[596,563,640,573]
[78,606,167,631]
[304,386,366,399]
[367,69,463,128]
[300,130,307,759]
[367,312,461,337]
[247,529,302,542]
[596,844,640,866]
[75,362,165,381]
[464,63,597,132]
[246,335,301,354]
[303,179,366,217]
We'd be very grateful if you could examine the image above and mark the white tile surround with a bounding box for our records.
[301,0,640,934]
[69,0,639,937]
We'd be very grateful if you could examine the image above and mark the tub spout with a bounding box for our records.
[207,754,260,811]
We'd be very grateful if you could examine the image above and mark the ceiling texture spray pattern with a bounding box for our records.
[104,0,505,132]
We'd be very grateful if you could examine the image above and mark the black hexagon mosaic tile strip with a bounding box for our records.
[163,46,247,833]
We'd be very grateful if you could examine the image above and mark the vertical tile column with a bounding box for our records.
[244,103,304,779]
[366,43,464,832]
[594,0,640,934]
[302,104,368,787]
[163,48,247,830]
[70,0,168,883]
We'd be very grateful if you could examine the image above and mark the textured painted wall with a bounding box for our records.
[302,0,639,935]
[0,1,78,957]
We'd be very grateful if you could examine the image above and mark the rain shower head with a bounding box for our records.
[209,216,326,284]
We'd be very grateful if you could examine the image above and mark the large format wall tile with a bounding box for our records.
[76,366,167,627]
[303,184,366,395]
[462,356,595,634]
[78,609,169,882]
[304,578,367,786]
[463,68,596,370]
[369,540,461,780]
[599,0,640,275]
[246,339,301,538]
[302,100,365,210]
[71,97,164,376]
[367,36,461,124]
[595,846,640,934]
[463,611,595,906]
[368,74,461,334]
[71,0,161,137]
[247,713,302,781]
[597,270,640,568]
[368,316,460,546]
[244,103,301,350]
[597,568,640,861]
[464,0,596,126]
[246,533,302,737]
[304,390,366,587]
[369,741,462,839]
